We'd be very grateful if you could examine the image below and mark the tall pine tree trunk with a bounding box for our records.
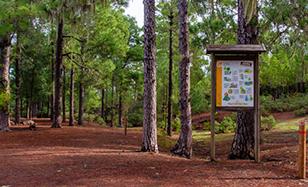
[69,67,74,126]
[32,103,37,118]
[101,88,105,118]
[29,68,35,119]
[20,99,23,118]
[52,17,64,128]
[62,66,66,122]
[167,10,174,136]
[15,33,21,125]
[78,39,85,126]
[118,90,122,128]
[78,68,84,126]
[300,49,305,93]
[50,43,55,121]
[229,0,258,159]
[104,88,108,121]
[171,0,192,158]
[26,99,30,119]
[0,36,11,131]
[141,0,158,152]
[110,76,114,127]
[46,100,49,117]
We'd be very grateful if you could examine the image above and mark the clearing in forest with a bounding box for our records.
[0,116,307,186]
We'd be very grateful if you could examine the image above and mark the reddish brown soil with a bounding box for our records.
[0,119,307,186]
[272,112,296,122]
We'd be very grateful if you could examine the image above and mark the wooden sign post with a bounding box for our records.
[206,45,266,162]
[298,120,306,179]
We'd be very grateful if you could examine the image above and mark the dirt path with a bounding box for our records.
[272,112,296,122]
[0,119,307,186]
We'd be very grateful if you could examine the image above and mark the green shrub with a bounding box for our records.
[261,106,271,116]
[203,116,236,133]
[94,116,106,126]
[158,117,181,133]
[214,121,223,133]
[128,112,143,127]
[221,117,236,133]
[84,113,96,122]
[203,122,210,131]
[294,108,307,117]
[261,94,308,113]
[127,101,143,127]
[158,119,166,130]
[261,115,276,131]
[0,92,10,110]
[173,117,181,132]
[215,117,236,134]
[228,113,237,121]
[82,113,88,121]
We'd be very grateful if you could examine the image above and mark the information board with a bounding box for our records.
[216,60,254,107]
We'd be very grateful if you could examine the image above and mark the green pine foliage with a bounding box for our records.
[0,0,306,130]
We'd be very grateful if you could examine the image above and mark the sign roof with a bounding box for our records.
[206,44,266,54]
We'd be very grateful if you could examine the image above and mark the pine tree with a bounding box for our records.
[141,0,158,152]
[171,0,192,158]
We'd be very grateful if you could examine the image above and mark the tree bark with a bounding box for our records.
[78,68,84,126]
[50,43,55,121]
[230,110,255,159]
[46,100,49,117]
[300,49,305,93]
[229,0,258,160]
[141,0,158,153]
[29,68,35,119]
[118,89,122,128]
[167,10,174,137]
[32,103,37,118]
[40,102,44,117]
[78,39,86,126]
[0,36,11,131]
[69,67,74,126]
[110,76,114,127]
[62,66,66,122]
[15,33,21,125]
[20,98,23,118]
[171,0,192,159]
[104,88,108,121]
[37,102,40,117]
[26,99,30,119]
[52,17,64,128]
[101,88,105,118]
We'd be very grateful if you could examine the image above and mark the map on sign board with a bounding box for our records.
[216,60,254,107]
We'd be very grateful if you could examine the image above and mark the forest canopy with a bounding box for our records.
[0,0,306,130]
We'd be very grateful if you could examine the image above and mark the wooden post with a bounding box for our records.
[254,55,261,163]
[210,55,216,161]
[298,121,306,179]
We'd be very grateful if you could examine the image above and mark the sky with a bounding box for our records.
[125,1,144,27]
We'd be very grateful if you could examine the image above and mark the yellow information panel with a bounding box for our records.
[216,60,254,107]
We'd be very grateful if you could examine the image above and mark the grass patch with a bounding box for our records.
[156,114,307,151]
[272,116,307,132]
[157,129,177,150]
[192,130,234,143]
[193,114,308,143]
